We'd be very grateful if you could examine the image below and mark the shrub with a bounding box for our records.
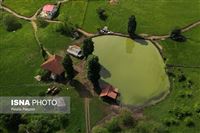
[3,15,22,32]
[54,21,75,37]
[163,117,179,127]
[18,124,27,133]
[184,117,195,127]
[92,126,109,133]
[36,18,49,28]
[106,118,121,133]
[96,8,108,21]
[119,110,135,128]
[194,103,200,113]
[178,74,187,82]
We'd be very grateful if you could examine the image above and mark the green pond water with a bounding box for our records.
[93,35,170,105]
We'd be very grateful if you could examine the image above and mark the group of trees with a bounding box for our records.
[81,38,101,88]
[54,20,75,37]
[0,114,68,133]
[92,110,137,133]
[62,38,101,88]
[3,14,22,32]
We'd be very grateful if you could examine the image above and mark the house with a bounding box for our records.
[100,85,119,100]
[67,45,83,58]
[41,55,64,80]
[40,4,58,19]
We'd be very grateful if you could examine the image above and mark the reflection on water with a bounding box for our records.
[125,38,135,54]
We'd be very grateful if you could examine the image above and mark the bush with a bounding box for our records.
[96,8,108,21]
[36,69,51,81]
[194,103,200,113]
[163,117,179,127]
[3,15,22,32]
[54,21,75,37]
[18,124,27,133]
[36,18,49,28]
[92,126,109,133]
[119,110,135,128]
[135,121,168,133]
[106,118,121,133]
[184,117,195,127]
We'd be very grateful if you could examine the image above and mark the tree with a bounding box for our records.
[3,15,22,32]
[128,15,137,37]
[119,110,136,128]
[184,117,195,127]
[54,21,75,37]
[62,54,75,81]
[82,38,94,58]
[97,8,108,21]
[0,114,24,130]
[170,29,186,42]
[86,55,101,87]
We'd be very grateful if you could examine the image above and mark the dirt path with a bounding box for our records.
[0,5,31,21]
[85,98,91,133]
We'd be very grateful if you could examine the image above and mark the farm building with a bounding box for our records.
[100,85,119,100]
[41,55,64,79]
[40,4,58,19]
[67,45,83,58]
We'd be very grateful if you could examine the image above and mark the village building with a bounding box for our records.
[67,45,83,58]
[41,55,64,80]
[100,85,119,100]
[40,4,58,19]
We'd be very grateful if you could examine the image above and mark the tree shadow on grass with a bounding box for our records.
[131,34,148,45]
[100,65,111,79]
[70,80,92,98]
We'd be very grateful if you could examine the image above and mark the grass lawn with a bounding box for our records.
[83,0,200,35]
[58,0,88,27]
[2,0,58,17]
[37,23,71,56]
[90,97,110,127]
[93,35,170,105]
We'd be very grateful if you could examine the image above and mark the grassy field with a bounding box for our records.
[83,0,200,35]
[37,23,71,55]
[58,0,88,26]
[93,35,170,105]
[2,0,58,16]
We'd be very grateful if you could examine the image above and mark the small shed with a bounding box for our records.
[67,45,83,58]
[100,85,119,100]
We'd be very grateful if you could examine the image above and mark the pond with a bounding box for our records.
[93,35,170,105]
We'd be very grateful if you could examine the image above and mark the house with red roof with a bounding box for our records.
[40,4,58,19]
[41,55,65,80]
[100,85,119,100]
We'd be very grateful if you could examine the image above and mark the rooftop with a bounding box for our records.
[41,55,64,75]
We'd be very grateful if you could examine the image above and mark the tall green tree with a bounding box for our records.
[3,15,22,32]
[82,38,94,58]
[62,54,75,81]
[87,55,101,87]
[128,15,137,37]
